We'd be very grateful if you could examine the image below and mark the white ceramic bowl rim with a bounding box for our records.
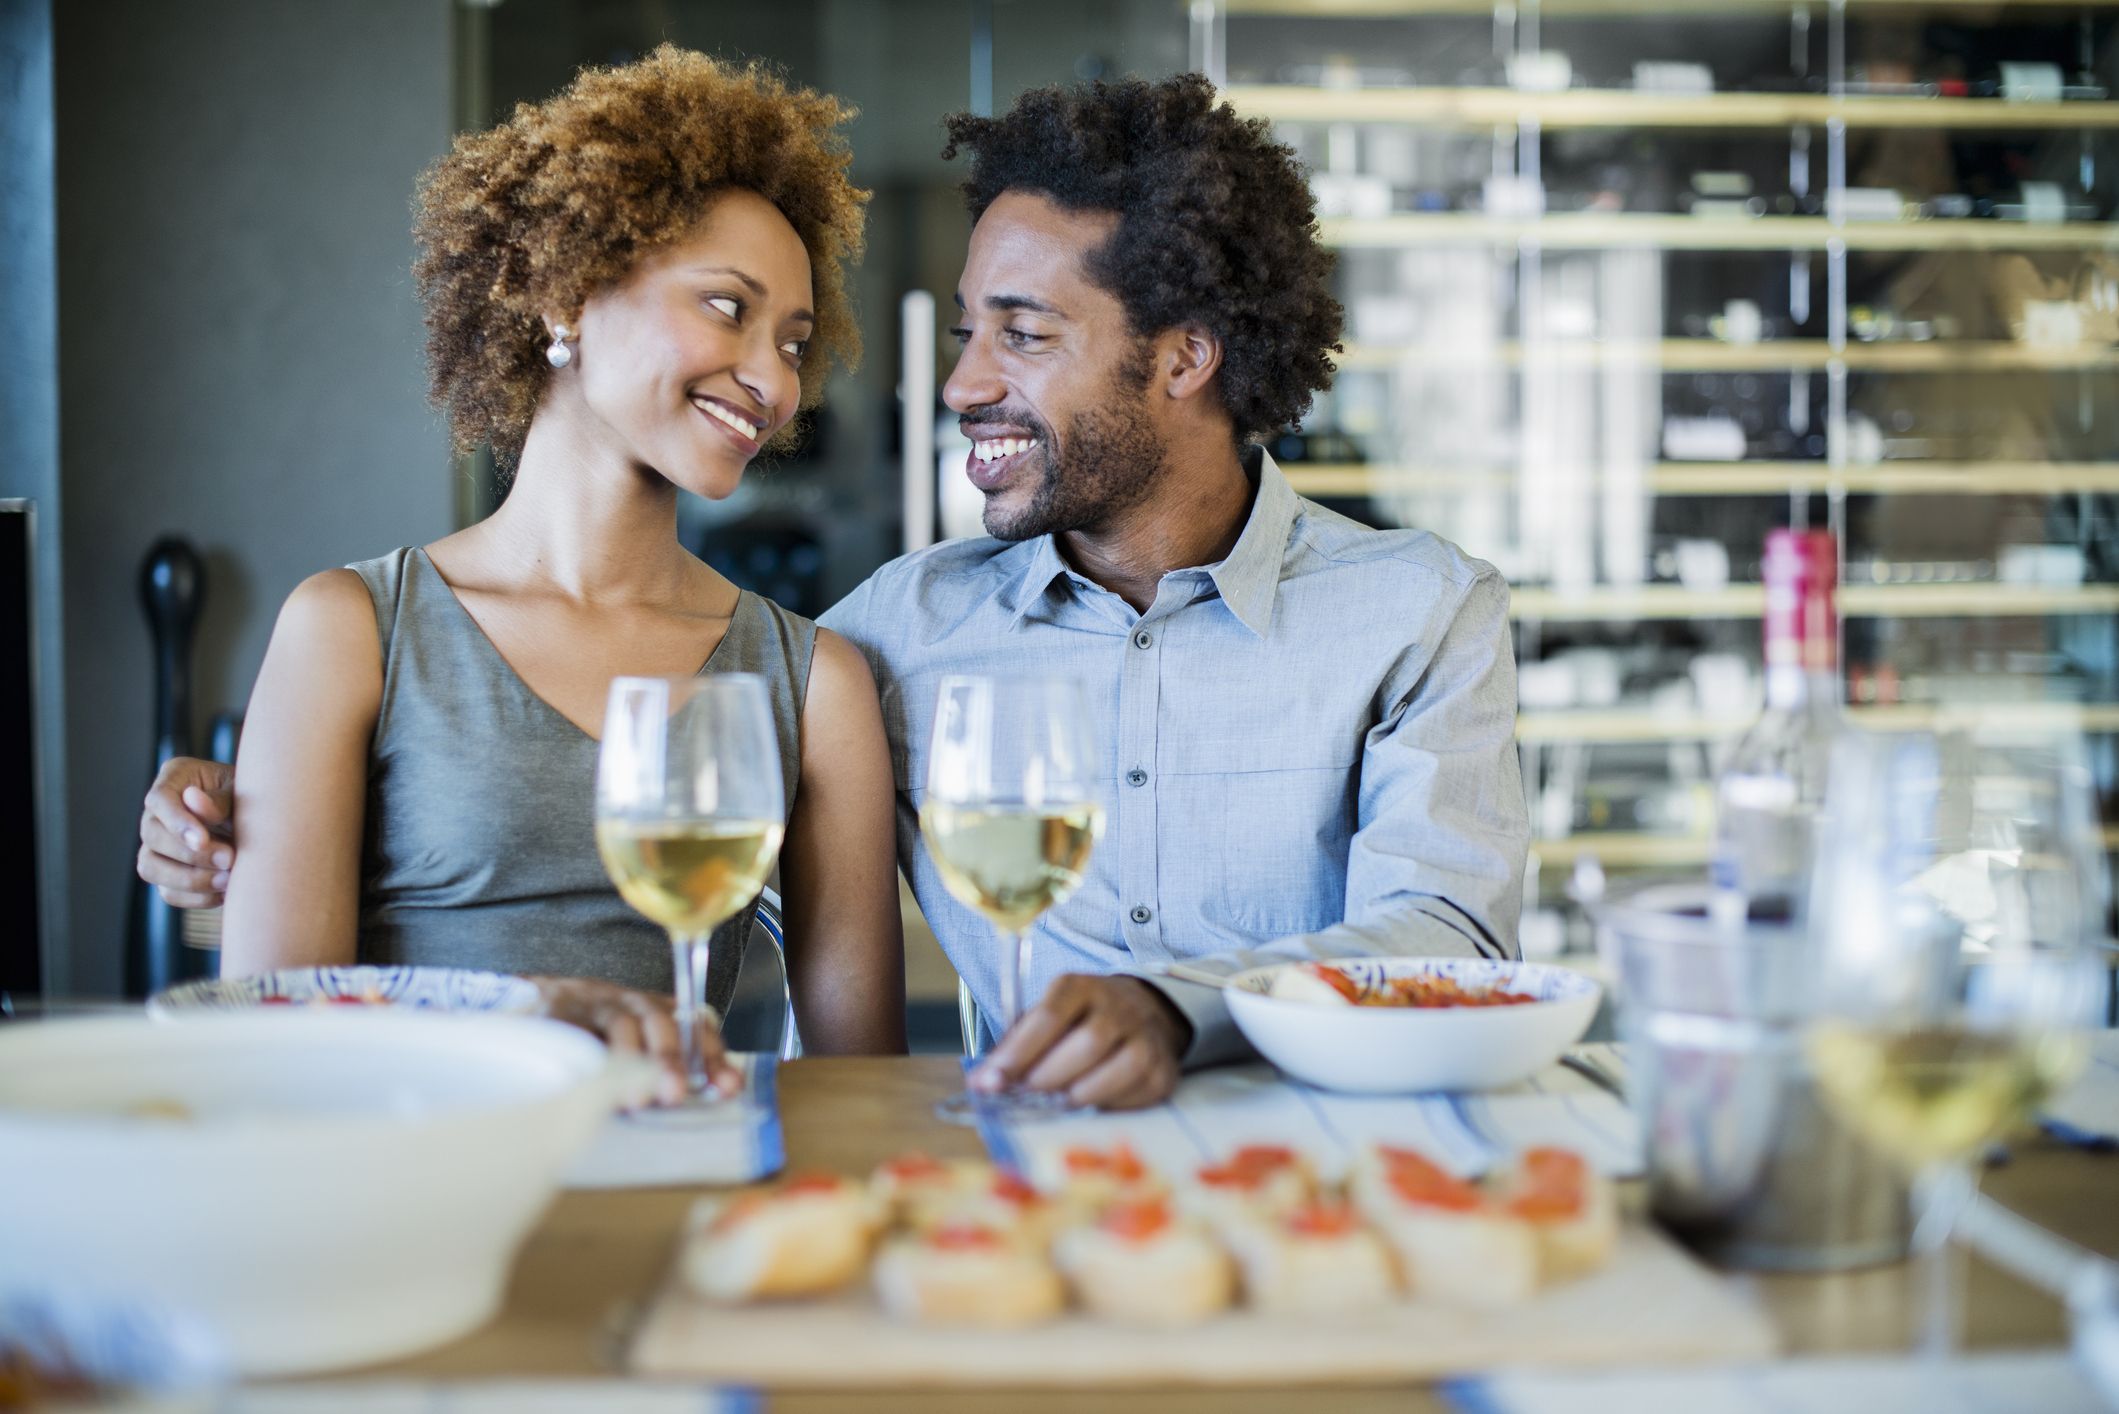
[0,1011,610,1139]
[1227,956,1600,1007]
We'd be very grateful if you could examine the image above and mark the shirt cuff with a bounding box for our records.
[1127,970,1256,1070]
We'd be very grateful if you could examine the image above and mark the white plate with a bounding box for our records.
[149,965,540,1018]
[1225,957,1601,1094]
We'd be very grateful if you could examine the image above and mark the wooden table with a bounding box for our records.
[372,1056,2119,1411]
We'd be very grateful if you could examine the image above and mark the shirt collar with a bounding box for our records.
[1207,446,1298,637]
[1005,445,1300,636]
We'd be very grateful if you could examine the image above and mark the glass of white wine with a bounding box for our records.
[1806,728,2109,1355]
[595,674,785,1101]
[921,674,1104,1123]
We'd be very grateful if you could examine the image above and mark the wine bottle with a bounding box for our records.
[1711,529,1841,924]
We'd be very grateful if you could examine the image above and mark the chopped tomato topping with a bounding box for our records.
[1506,1147,1588,1222]
[1100,1197,1174,1243]
[779,1172,845,1196]
[880,1153,949,1182]
[1285,1200,1360,1238]
[990,1171,1040,1206]
[708,1193,766,1234]
[1199,1143,1296,1189]
[1306,964,1537,1008]
[1377,1148,1484,1212]
[1302,962,1366,1003]
[927,1223,1004,1252]
[1064,1143,1147,1183]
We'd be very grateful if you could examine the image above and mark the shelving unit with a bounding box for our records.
[1285,461,2119,496]
[1228,85,2119,131]
[1200,0,2119,909]
[1321,213,2119,251]
[1336,339,2119,372]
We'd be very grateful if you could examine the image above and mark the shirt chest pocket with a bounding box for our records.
[1201,744,1360,938]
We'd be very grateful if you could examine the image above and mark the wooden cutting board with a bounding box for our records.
[625,1223,1778,1386]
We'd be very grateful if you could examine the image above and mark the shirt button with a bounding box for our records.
[1133,629,1153,649]
[1126,768,1148,787]
[1130,905,1152,925]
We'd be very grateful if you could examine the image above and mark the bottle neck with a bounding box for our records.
[1762,584,1839,711]
[1762,664,1842,712]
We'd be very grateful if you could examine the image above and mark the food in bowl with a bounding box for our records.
[1269,961,1537,1008]
[0,1012,615,1377]
[1226,957,1602,1094]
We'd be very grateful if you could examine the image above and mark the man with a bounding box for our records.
[136,73,1529,1109]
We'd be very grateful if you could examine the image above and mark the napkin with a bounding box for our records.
[2042,1031,2119,1149]
[1449,1351,2110,1414]
[563,1053,784,1190]
[974,1053,1641,1182]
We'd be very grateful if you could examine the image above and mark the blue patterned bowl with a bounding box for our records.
[148,965,540,1018]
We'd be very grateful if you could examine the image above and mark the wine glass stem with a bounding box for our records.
[668,931,713,1094]
[1914,1160,1977,1359]
[995,927,1033,1034]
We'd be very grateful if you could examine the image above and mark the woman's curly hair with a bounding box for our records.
[413,45,867,466]
[941,73,1340,443]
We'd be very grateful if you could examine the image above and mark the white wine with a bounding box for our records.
[1809,1023,2086,1168]
[596,818,784,935]
[919,801,1102,933]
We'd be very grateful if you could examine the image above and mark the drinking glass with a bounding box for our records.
[921,674,1104,1122]
[595,674,785,1100]
[1805,728,2109,1355]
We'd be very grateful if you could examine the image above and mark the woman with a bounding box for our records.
[211,47,904,1094]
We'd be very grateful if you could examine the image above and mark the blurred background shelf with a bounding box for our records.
[1516,702,2119,742]
[1230,85,2119,131]
[1208,0,2119,944]
[1225,0,2119,13]
[1286,461,2119,496]
[1321,213,2119,251]
[1536,823,2119,869]
[1335,339,2119,373]
[1506,583,2119,620]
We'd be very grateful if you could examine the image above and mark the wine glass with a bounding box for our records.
[595,674,785,1101]
[1805,727,2109,1356]
[920,674,1104,1122]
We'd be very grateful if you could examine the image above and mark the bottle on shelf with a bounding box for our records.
[1710,529,1841,925]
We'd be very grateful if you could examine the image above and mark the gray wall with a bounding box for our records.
[1,0,66,986]
[54,0,455,993]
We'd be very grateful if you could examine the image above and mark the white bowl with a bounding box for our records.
[149,964,541,1017]
[0,1011,616,1376]
[1225,957,1601,1094]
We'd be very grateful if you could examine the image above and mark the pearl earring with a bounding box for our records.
[545,324,574,369]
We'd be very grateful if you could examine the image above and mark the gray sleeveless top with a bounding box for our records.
[347,547,814,1014]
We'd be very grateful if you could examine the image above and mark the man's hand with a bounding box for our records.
[137,758,236,908]
[969,974,1192,1110]
[527,975,742,1107]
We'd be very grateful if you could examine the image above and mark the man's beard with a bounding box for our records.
[979,393,1168,543]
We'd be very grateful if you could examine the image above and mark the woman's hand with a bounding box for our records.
[526,975,742,1105]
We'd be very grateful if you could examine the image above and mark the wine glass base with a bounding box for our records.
[934,1087,1077,1127]
[618,1086,738,1127]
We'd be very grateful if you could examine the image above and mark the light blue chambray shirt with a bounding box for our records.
[819,449,1529,1064]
